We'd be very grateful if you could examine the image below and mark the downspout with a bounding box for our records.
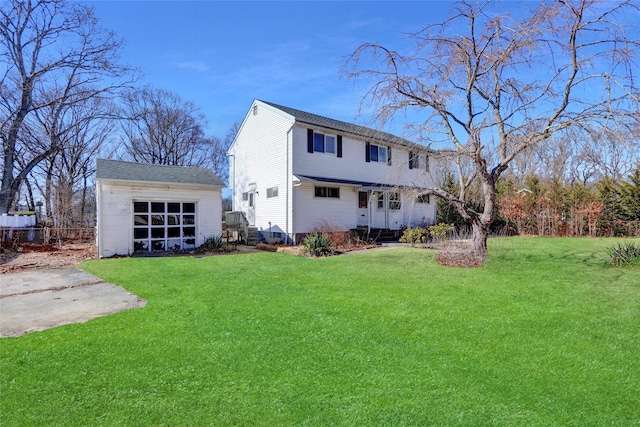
[292,177,302,244]
[96,180,102,258]
[227,154,235,210]
[285,126,292,244]
[129,197,134,256]
[368,190,373,236]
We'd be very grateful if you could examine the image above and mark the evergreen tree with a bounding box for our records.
[619,170,640,221]
[596,176,622,235]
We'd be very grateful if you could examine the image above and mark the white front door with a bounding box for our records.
[247,190,255,226]
[373,191,389,229]
[357,191,368,227]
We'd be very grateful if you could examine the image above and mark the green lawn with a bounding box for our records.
[2,237,639,426]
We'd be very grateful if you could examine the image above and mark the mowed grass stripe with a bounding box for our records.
[1,237,639,426]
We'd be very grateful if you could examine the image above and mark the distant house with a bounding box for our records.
[227,100,439,244]
[95,159,225,258]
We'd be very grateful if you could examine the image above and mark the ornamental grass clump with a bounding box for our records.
[195,235,225,253]
[607,241,640,267]
[302,231,334,257]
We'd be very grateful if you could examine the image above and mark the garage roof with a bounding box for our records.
[96,159,225,187]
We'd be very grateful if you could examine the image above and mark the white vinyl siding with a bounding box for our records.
[294,182,358,233]
[228,101,292,238]
[294,126,434,190]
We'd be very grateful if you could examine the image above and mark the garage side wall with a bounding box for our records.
[97,180,221,258]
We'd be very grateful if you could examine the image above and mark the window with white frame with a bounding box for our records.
[389,193,401,210]
[242,191,254,206]
[409,151,420,169]
[376,192,385,209]
[313,132,336,154]
[267,187,278,198]
[315,186,340,198]
[369,144,388,163]
[416,194,430,203]
[133,201,196,253]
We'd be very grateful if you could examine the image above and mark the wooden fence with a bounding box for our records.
[0,227,95,244]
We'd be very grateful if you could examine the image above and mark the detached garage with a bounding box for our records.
[96,159,225,258]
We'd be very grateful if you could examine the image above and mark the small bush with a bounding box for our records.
[607,241,640,267]
[315,219,356,247]
[302,231,334,257]
[429,223,454,240]
[326,231,353,247]
[399,227,429,245]
[195,235,225,253]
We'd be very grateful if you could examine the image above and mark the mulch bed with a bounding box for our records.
[1,242,96,273]
[426,240,486,268]
[435,250,485,268]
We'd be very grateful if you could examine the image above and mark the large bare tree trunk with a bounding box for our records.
[471,220,489,260]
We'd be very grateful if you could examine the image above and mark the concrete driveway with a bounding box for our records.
[0,267,146,337]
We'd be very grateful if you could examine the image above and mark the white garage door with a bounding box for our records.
[133,201,196,252]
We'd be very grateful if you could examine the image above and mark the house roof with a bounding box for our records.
[95,159,225,187]
[259,100,432,152]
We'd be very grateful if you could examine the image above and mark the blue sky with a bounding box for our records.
[89,1,455,139]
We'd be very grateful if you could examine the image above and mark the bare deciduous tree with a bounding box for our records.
[0,0,133,213]
[118,87,210,167]
[31,97,114,229]
[347,0,639,260]
[212,120,240,185]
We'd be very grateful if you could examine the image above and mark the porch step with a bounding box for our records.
[247,227,265,245]
[370,228,401,242]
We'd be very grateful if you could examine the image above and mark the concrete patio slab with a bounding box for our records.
[0,268,146,337]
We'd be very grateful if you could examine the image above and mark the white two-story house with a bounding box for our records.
[227,100,439,243]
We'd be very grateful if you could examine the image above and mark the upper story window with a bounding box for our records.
[315,186,340,198]
[409,151,420,169]
[267,187,278,198]
[314,132,336,154]
[366,143,390,164]
[409,152,430,171]
[308,129,342,157]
